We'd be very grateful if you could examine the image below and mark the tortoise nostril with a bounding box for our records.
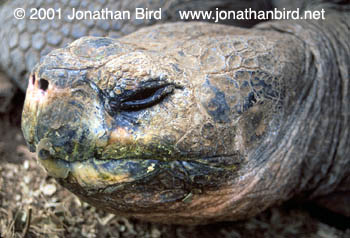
[39,79,49,91]
[31,75,36,85]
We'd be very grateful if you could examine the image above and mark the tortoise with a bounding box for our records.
[1,0,350,225]
[0,0,274,112]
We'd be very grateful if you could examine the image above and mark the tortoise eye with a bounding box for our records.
[120,84,175,111]
[109,84,175,111]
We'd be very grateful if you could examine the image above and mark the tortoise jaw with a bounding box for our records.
[68,158,160,189]
[53,155,241,222]
[36,151,161,188]
[35,137,242,220]
[35,136,239,191]
[37,155,71,179]
[36,137,161,188]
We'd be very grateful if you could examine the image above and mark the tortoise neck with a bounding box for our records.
[257,9,349,198]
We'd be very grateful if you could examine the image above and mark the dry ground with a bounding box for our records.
[0,93,349,238]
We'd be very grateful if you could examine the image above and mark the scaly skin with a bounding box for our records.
[21,2,349,224]
[0,0,271,92]
[0,0,179,91]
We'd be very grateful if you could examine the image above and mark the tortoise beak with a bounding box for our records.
[36,137,71,179]
[35,136,161,189]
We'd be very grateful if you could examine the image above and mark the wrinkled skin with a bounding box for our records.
[0,0,271,111]
[21,3,350,224]
[0,0,270,91]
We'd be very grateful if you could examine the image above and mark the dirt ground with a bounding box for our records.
[0,93,349,238]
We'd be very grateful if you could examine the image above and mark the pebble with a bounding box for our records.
[15,194,21,201]
[41,184,57,196]
[23,160,29,170]
[23,175,31,184]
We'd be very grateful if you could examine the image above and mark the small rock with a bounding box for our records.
[15,194,21,201]
[23,160,29,170]
[23,175,31,184]
[41,184,57,196]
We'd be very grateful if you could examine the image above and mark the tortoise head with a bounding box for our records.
[21,25,299,224]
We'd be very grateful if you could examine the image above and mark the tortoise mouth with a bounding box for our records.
[36,142,242,192]
[47,154,243,220]
[37,155,161,187]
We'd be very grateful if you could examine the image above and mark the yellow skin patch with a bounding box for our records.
[147,163,156,173]
[38,155,134,189]
[71,162,132,188]
[36,137,134,188]
[39,156,70,179]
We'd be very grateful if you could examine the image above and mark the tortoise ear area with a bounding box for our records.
[71,37,132,60]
